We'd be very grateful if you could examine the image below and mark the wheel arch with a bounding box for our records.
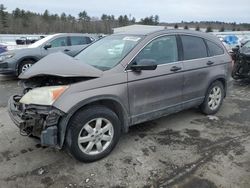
[206,76,227,98]
[16,56,39,75]
[58,96,130,148]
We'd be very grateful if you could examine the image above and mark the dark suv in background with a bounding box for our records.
[0,33,95,75]
[9,30,232,162]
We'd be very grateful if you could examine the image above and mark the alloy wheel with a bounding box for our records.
[208,86,222,110]
[78,118,114,155]
[21,63,32,73]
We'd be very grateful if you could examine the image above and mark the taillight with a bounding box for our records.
[226,50,234,68]
[231,59,234,68]
[230,54,234,68]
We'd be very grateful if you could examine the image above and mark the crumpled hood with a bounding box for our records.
[19,52,103,79]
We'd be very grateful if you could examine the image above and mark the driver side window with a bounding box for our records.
[135,35,178,65]
[50,37,68,48]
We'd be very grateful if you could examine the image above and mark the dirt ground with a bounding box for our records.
[0,75,250,188]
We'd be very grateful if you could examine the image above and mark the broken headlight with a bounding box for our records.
[20,85,68,105]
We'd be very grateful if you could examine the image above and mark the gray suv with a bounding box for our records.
[0,33,94,76]
[8,30,232,162]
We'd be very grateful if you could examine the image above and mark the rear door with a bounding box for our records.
[69,36,92,56]
[180,35,216,108]
[127,35,184,124]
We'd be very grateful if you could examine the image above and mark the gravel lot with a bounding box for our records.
[0,75,250,188]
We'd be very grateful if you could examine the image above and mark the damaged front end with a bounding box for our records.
[8,75,97,147]
[7,52,103,148]
[8,94,65,147]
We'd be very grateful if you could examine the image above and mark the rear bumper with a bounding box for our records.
[8,95,65,147]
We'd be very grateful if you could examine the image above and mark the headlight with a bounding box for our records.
[0,53,15,61]
[20,85,68,105]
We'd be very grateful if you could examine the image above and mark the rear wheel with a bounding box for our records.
[200,81,224,115]
[18,60,35,75]
[66,105,121,162]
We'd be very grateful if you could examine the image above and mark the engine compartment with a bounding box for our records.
[19,75,94,93]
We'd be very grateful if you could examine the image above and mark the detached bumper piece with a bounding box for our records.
[8,95,64,147]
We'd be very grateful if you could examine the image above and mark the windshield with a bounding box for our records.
[75,35,142,71]
[243,41,250,48]
[242,41,250,53]
[28,35,54,48]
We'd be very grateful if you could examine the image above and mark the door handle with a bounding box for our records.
[207,61,214,65]
[170,66,182,72]
[64,49,70,52]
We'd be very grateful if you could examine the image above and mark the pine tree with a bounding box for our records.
[0,4,8,32]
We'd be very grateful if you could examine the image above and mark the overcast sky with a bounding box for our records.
[1,0,249,23]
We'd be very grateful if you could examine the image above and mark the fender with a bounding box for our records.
[57,95,130,148]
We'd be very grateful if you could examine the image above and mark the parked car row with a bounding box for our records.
[0,33,95,75]
[8,29,232,162]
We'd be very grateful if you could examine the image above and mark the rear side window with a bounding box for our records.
[70,36,91,46]
[206,40,224,56]
[181,35,207,60]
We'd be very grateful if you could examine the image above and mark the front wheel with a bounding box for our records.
[200,81,224,115]
[66,106,121,162]
[18,60,35,75]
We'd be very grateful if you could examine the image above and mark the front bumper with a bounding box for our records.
[0,60,16,75]
[8,95,65,147]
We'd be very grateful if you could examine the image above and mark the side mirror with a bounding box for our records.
[44,43,52,50]
[130,59,157,72]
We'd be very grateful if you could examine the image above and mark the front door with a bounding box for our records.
[127,35,184,124]
[42,36,71,56]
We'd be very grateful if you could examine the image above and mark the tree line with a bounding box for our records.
[172,21,250,32]
[0,4,159,34]
[0,4,249,34]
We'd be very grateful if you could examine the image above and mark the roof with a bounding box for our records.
[112,25,218,40]
[153,29,220,42]
[112,28,221,45]
[49,33,99,38]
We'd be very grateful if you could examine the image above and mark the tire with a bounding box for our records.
[66,105,121,162]
[200,81,224,115]
[18,60,35,75]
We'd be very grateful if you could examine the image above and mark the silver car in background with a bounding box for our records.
[0,33,95,75]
